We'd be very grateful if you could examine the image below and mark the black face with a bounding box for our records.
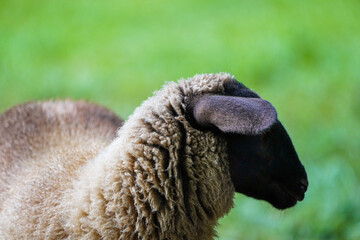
[187,78,308,209]
[225,121,308,210]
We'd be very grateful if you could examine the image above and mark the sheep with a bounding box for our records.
[0,73,308,240]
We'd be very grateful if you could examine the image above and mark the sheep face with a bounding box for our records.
[188,78,308,210]
[225,121,308,210]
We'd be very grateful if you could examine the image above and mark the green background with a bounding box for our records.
[1,0,359,239]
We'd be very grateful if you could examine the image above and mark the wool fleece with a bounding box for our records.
[0,73,236,240]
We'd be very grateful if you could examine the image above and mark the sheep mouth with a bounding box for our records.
[268,182,306,210]
[279,185,305,202]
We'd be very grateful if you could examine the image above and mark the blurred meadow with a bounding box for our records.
[1,0,360,239]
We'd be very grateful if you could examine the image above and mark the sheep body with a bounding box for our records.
[0,73,306,239]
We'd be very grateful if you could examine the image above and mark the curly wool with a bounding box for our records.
[62,73,236,240]
[0,73,236,239]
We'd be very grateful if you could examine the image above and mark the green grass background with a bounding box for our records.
[1,0,359,239]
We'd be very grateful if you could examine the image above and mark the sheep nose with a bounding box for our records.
[299,178,308,193]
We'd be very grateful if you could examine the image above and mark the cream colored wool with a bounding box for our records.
[0,100,122,239]
[0,73,235,240]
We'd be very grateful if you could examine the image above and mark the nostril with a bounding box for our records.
[299,178,308,192]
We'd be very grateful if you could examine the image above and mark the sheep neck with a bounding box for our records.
[66,105,234,239]
[65,74,236,239]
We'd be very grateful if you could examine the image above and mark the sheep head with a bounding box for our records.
[187,78,308,210]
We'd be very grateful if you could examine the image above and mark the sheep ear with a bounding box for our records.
[191,95,277,135]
